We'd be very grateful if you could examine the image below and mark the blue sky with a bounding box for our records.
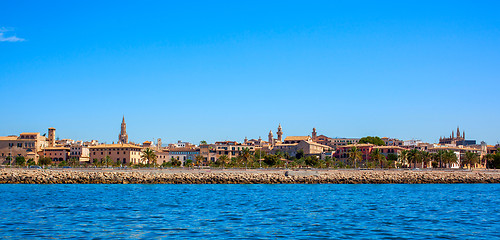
[1,1,499,145]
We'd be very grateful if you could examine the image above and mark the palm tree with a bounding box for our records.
[195,154,204,167]
[349,147,362,168]
[218,155,229,169]
[436,150,446,168]
[420,151,430,168]
[462,152,479,170]
[406,149,417,168]
[399,150,408,168]
[239,148,253,169]
[141,148,157,167]
[444,150,458,168]
[370,148,385,168]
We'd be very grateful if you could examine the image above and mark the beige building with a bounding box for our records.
[88,144,144,165]
[270,136,330,157]
[42,147,70,162]
[69,145,90,163]
[0,132,48,163]
[155,150,170,165]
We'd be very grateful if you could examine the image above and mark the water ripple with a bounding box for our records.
[0,184,499,239]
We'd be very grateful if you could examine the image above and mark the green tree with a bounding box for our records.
[15,156,26,166]
[39,157,52,167]
[462,152,479,170]
[399,150,408,168]
[263,154,280,167]
[420,151,430,168]
[185,159,193,167]
[170,157,181,167]
[104,155,113,167]
[199,140,208,145]
[349,147,362,168]
[295,149,305,160]
[26,158,36,166]
[444,150,458,168]
[69,157,79,167]
[305,155,319,167]
[195,154,204,166]
[239,148,253,169]
[370,148,386,168]
[359,136,386,146]
[486,152,500,169]
[218,155,230,169]
[141,148,157,167]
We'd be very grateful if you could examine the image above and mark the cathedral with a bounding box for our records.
[439,126,469,145]
[118,116,128,144]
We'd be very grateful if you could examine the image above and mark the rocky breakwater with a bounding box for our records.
[1,169,500,184]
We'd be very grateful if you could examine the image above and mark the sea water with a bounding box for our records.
[0,184,499,239]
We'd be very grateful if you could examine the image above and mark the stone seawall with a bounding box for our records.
[1,169,500,184]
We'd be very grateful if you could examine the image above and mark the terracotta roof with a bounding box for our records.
[20,132,39,135]
[0,136,18,141]
[373,146,405,150]
[169,147,199,152]
[44,147,70,150]
[88,144,142,149]
[274,143,299,147]
[340,143,374,148]
[284,136,311,141]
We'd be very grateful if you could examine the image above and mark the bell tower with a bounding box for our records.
[312,128,317,139]
[268,130,274,146]
[118,116,129,144]
[277,124,283,142]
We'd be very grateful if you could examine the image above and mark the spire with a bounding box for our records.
[457,126,460,139]
[122,115,125,123]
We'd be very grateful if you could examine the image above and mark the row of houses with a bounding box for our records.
[1,123,498,168]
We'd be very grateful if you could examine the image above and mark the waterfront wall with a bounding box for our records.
[1,169,500,184]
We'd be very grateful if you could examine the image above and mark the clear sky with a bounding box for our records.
[1,1,499,145]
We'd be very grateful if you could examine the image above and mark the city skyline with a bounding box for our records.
[1,1,499,144]
[0,117,493,146]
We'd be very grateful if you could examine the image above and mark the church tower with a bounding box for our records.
[277,124,283,142]
[268,130,274,146]
[118,116,129,144]
[457,126,461,139]
[312,128,317,139]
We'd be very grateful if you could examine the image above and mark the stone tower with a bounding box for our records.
[268,130,274,146]
[312,128,317,139]
[157,138,162,150]
[48,127,56,147]
[277,124,283,142]
[457,126,461,139]
[118,116,128,144]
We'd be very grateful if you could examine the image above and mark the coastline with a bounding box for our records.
[1,168,500,184]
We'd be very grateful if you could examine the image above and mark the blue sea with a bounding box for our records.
[0,184,499,239]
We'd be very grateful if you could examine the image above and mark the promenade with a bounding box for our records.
[1,168,500,184]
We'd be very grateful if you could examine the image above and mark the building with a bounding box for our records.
[88,143,143,165]
[69,145,90,163]
[439,127,476,146]
[118,116,128,144]
[428,145,481,168]
[42,147,70,162]
[334,144,374,162]
[168,147,200,165]
[155,150,170,165]
[0,132,49,163]
[213,141,255,160]
[381,137,404,146]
